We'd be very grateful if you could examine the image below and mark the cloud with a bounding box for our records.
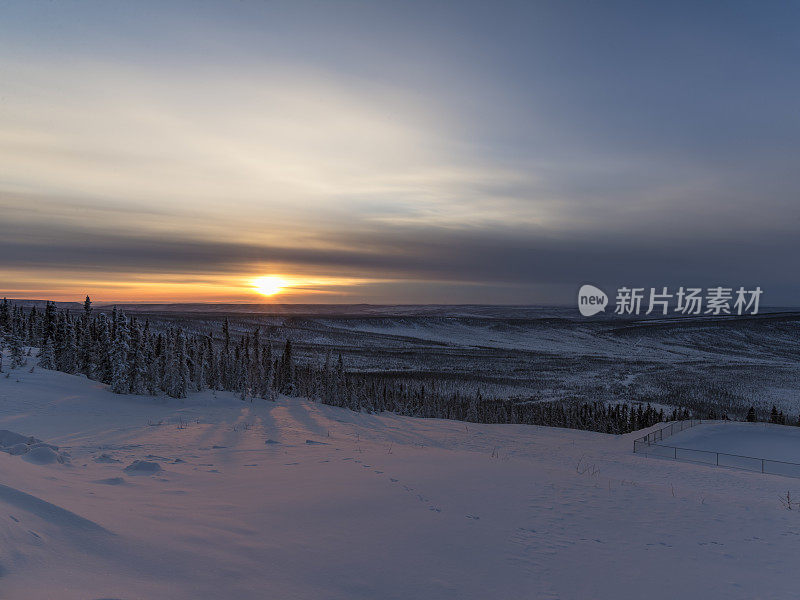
[2,3,800,303]
[1,206,797,299]
[0,57,548,232]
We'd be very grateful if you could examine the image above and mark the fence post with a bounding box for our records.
[716,453,719,466]
[762,459,765,474]
[674,447,677,460]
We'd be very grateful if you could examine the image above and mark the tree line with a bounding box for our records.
[1,296,691,434]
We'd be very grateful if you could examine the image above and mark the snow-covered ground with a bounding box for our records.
[667,422,800,464]
[1,363,799,599]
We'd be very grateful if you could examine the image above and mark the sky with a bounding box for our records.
[1,1,799,304]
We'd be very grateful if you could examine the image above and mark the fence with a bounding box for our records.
[632,419,703,453]
[633,420,800,479]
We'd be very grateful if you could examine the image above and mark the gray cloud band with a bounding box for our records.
[0,218,797,298]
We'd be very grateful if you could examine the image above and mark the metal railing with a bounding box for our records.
[632,419,703,452]
[633,420,800,479]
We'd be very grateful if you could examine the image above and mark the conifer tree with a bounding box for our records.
[193,339,205,393]
[279,339,294,395]
[78,296,94,375]
[39,337,56,369]
[110,312,131,394]
[43,301,56,341]
[0,297,9,333]
[129,323,148,395]
[94,314,113,382]
[9,333,24,368]
[28,305,40,344]
[261,342,275,400]
[167,329,189,399]
[203,335,217,390]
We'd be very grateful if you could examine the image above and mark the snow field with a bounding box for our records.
[0,365,799,599]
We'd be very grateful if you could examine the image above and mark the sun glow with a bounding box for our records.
[251,276,287,297]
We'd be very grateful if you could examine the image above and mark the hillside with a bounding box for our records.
[0,361,798,599]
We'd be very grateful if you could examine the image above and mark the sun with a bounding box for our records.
[251,276,287,297]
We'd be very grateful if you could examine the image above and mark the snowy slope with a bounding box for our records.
[0,364,799,599]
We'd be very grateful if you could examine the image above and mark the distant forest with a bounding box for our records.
[1,297,791,434]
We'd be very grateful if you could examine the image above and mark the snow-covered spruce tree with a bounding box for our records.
[278,339,294,395]
[0,297,10,333]
[466,391,479,422]
[9,332,25,368]
[93,313,113,383]
[66,317,78,373]
[177,331,190,397]
[27,305,40,345]
[128,321,148,395]
[248,328,262,401]
[238,334,250,400]
[155,332,168,392]
[110,306,118,339]
[145,325,160,396]
[79,296,94,375]
[267,342,277,400]
[39,337,56,369]
[202,335,217,390]
[54,313,68,372]
[221,318,232,390]
[110,310,131,394]
[166,329,189,399]
[322,351,333,404]
[192,336,205,393]
[42,301,56,341]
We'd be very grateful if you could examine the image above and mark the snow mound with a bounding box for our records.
[21,446,65,465]
[123,460,162,475]
[6,443,32,456]
[0,430,35,447]
[0,429,68,464]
